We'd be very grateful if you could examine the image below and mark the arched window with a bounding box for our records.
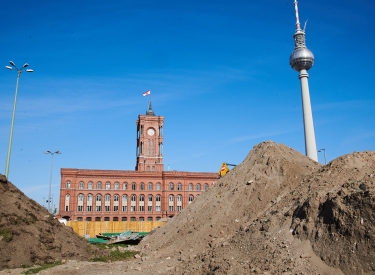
[88,182,93,189]
[169,195,174,211]
[114,182,119,190]
[104,194,111,211]
[123,182,128,190]
[147,195,153,212]
[87,194,93,212]
[106,182,111,190]
[132,182,136,190]
[66,181,71,189]
[196,184,201,191]
[97,182,102,189]
[177,183,182,190]
[188,183,193,191]
[156,195,161,202]
[77,194,84,212]
[122,195,128,212]
[95,194,102,211]
[78,194,84,201]
[139,195,145,211]
[148,182,153,190]
[65,194,70,211]
[177,195,183,212]
[140,182,145,190]
[156,183,161,190]
[131,195,136,212]
[114,194,119,202]
[204,183,209,191]
[79,182,84,189]
[169,182,174,191]
[188,195,194,203]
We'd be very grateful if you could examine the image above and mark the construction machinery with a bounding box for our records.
[218,162,237,178]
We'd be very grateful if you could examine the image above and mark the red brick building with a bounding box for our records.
[57,102,218,221]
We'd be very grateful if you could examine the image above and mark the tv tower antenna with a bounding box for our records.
[289,0,318,162]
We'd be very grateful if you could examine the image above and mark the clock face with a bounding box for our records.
[147,128,155,136]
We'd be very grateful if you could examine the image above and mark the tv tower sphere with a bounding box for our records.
[290,29,314,71]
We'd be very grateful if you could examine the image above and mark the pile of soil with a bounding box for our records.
[1,141,374,275]
[134,141,375,275]
[0,174,103,269]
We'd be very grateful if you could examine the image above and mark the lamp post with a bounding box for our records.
[45,150,61,213]
[318,149,326,165]
[4,61,33,178]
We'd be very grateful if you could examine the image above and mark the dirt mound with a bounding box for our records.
[134,142,375,275]
[140,141,320,256]
[0,175,102,269]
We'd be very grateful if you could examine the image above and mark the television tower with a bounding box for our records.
[289,0,318,161]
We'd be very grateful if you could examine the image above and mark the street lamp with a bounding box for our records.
[4,61,33,178]
[45,150,61,213]
[318,149,326,165]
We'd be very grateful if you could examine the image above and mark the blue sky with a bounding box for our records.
[1,0,374,209]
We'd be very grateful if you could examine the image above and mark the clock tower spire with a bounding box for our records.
[135,101,164,171]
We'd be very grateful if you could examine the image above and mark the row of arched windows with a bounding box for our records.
[65,181,209,191]
[65,193,195,212]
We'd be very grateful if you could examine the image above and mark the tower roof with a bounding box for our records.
[146,101,155,116]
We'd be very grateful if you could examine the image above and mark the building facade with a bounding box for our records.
[57,102,218,221]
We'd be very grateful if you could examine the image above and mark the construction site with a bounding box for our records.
[0,141,374,274]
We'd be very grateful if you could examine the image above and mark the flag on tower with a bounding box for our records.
[143,90,151,96]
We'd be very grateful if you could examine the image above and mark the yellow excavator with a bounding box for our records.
[218,162,237,178]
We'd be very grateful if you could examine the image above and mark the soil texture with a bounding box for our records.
[0,174,104,270]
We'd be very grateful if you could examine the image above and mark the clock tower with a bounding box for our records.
[135,101,164,171]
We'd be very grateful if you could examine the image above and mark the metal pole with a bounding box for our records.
[5,71,21,178]
[318,149,326,165]
[48,153,54,213]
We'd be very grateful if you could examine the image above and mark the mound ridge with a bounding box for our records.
[0,175,102,269]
